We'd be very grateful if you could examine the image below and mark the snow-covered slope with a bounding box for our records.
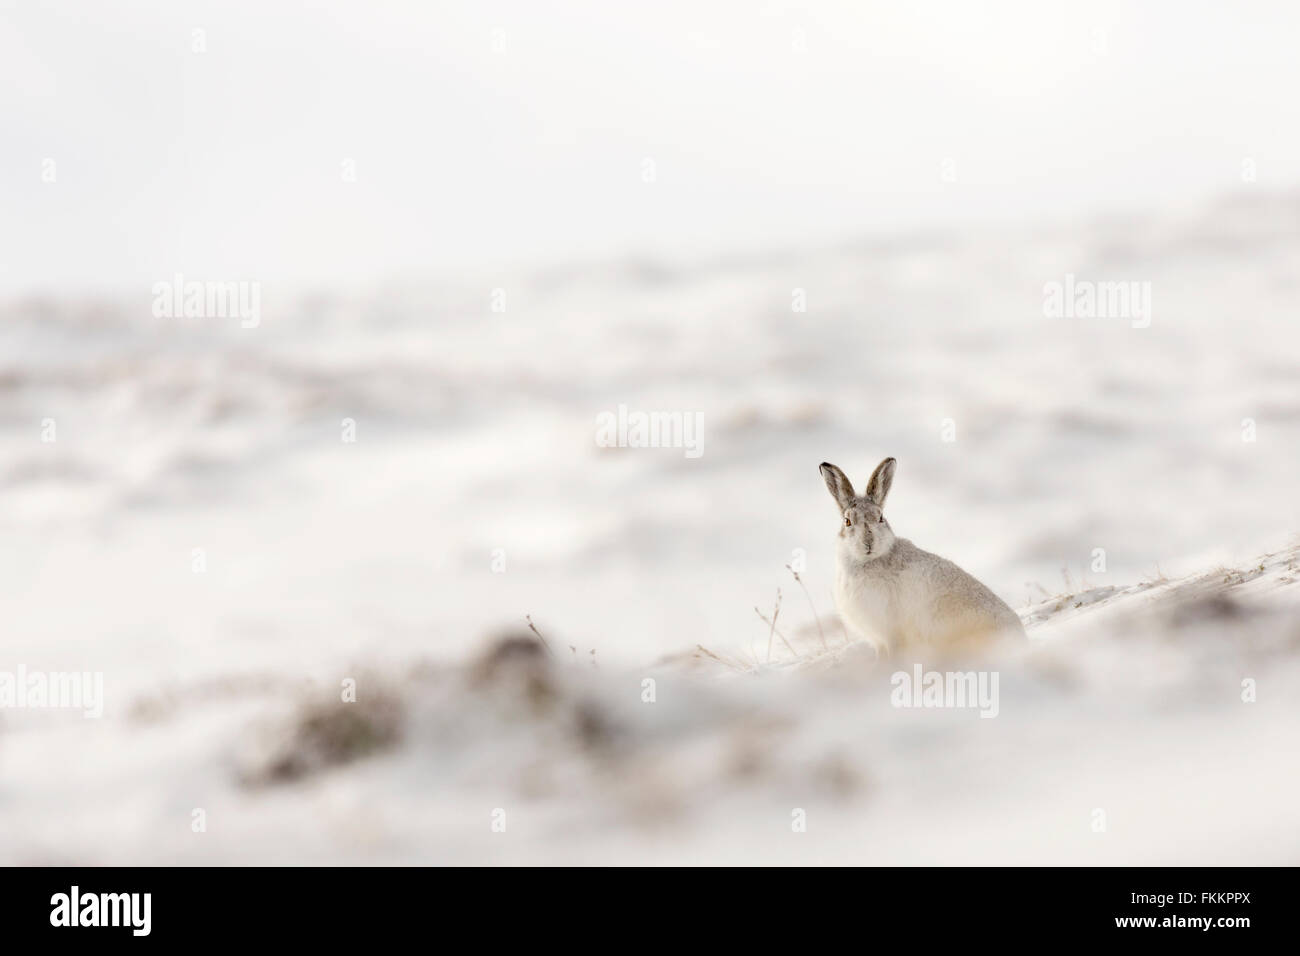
[3,543,1297,864]
[2,190,1299,863]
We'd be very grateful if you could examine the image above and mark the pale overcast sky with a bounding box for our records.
[3,0,1299,296]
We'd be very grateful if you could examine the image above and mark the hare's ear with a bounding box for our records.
[819,462,855,510]
[864,457,897,508]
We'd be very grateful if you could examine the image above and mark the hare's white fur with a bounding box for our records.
[821,458,1024,654]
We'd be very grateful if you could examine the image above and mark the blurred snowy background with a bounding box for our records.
[1,1,1298,863]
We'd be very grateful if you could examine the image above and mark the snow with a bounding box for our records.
[2,190,1299,863]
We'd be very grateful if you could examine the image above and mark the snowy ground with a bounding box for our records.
[3,542,1297,864]
[1,190,1299,863]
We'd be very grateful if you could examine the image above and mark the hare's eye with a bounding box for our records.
[844,515,851,527]
[878,515,885,524]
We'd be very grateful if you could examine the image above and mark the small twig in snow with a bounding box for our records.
[786,564,829,650]
[755,590,797,661]
[525,615,553,655]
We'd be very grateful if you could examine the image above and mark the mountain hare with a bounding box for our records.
[820,458,1025,654]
